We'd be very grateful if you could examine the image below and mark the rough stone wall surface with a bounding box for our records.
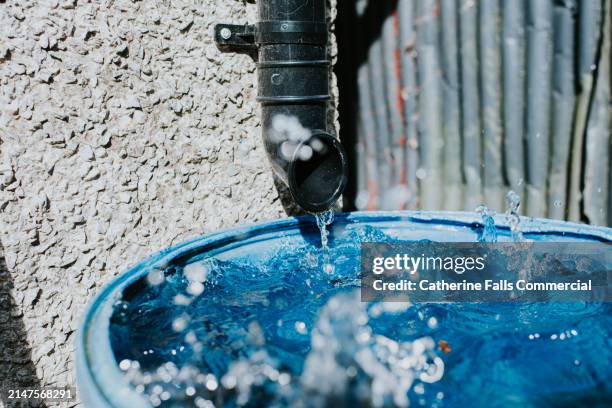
[0,0,337,405]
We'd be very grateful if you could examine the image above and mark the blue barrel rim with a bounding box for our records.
[76,210,612,407]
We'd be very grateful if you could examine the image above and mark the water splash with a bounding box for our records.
[118,292,444,408]
[476,205,497,243]
[505,191,524,242]
[109,220,612,407]
[301,292,443,407]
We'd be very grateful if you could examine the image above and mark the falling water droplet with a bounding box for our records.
[476,205,498,243]
[147,269,165,286]
[295,321,308,335]
[505,191,523,242]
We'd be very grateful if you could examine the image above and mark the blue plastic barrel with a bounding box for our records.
[76,211,611,407]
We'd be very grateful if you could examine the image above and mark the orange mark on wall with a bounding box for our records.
[367,180,377,211]
[393,11,407,186]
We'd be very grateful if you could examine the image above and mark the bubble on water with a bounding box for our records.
[295,321,308,335]
[195,397,213,407]
[370,302,412,318]
[173,294,192,306]
[551,334,558,340]
[278,373,291,386]
[346,366,357,377]
[115,300,129,310]
[248,321,265,346]
[119,359,132,371]
[221,374,237,389]
[323,263,335,274]
[187,281,204,296]
[427,317,438,329]
[113,300,130,322]
[205,375,218,391]
[184,331,197,343]
[147,269,165,286]
[414,383,425,394]
[222,351,292,405]
[184,262,209,283]
[172,315,189,332]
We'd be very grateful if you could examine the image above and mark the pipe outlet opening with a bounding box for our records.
[288,132,348,213]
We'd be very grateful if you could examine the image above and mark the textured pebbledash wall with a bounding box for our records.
[0,0,338,404]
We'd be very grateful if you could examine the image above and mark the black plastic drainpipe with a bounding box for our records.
[215,0,348,213]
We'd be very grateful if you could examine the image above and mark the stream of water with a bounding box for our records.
[314,209,335,274]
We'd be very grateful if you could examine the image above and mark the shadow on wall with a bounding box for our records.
[336,0,398,211]
[0,244,46,408]
[273,174,305,216]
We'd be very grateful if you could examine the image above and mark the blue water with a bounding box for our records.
[109,222,612,407]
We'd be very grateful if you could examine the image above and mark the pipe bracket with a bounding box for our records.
[214,24,256,54]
